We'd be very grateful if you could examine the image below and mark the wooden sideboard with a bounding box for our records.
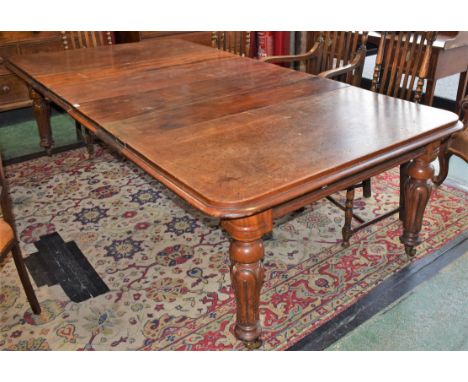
[138,31,211,46]
[0,32,63,112]
[0,32,212,113]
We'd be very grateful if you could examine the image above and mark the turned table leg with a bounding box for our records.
[83,128,95,158]
[221,210,272,349]
[400,145,438,257]
[29,87,53,155]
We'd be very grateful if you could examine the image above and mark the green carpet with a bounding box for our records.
[327,243,468,351]
[0,110,77,159]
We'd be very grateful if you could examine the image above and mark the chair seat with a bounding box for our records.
[0,218,15,252]
[450,130,468,162]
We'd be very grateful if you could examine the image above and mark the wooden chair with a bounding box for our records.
[262,32,373,233]
[61,31,113,50]
[0,155,41,314]
[263,31,369,86]
[61,32,114,157]
[433,96,468,185]
[211,32,252,57]
[341,31,438,247]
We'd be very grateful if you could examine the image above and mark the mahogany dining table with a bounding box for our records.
[6,38,462,349]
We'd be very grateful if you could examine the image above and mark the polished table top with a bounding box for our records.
[7,38,461,218]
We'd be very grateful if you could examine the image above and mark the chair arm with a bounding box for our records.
[262,51,316,64]
[318,42,367,80]
[318,63,357,79]
[261,40,321,64]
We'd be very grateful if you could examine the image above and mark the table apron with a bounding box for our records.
[272,146,425,219]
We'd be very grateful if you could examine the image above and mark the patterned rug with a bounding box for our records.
[1,145,467,350]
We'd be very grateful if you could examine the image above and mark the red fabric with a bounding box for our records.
[257,31,275,57]
[273,31,290,56]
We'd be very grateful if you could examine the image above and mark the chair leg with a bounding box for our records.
[363,178,372,198]
[75,121,83,141]
[342,187,355,247]
[11,242,41,314]
[399,162,410,221]
[433,141,452,186]
[83,128,95,159]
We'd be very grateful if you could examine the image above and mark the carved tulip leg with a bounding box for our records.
[400,146,438,257]
[229,239,265,349]
[221,210,272,349]
[29,87,53,155]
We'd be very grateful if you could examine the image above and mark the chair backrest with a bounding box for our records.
[0,156,15,228]
[61,31,114,50]
[211,32,251,57]
[305,31,368,85]
[370,31,437,103]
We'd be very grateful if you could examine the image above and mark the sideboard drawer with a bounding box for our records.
[0,31,59,43]
[140,32,212,46]
[18,37,63,55]
[0,44,18,75]
[0,74,29,106]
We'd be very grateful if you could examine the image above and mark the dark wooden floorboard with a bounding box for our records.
[67,241,109,298]
[25,232,109,303]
